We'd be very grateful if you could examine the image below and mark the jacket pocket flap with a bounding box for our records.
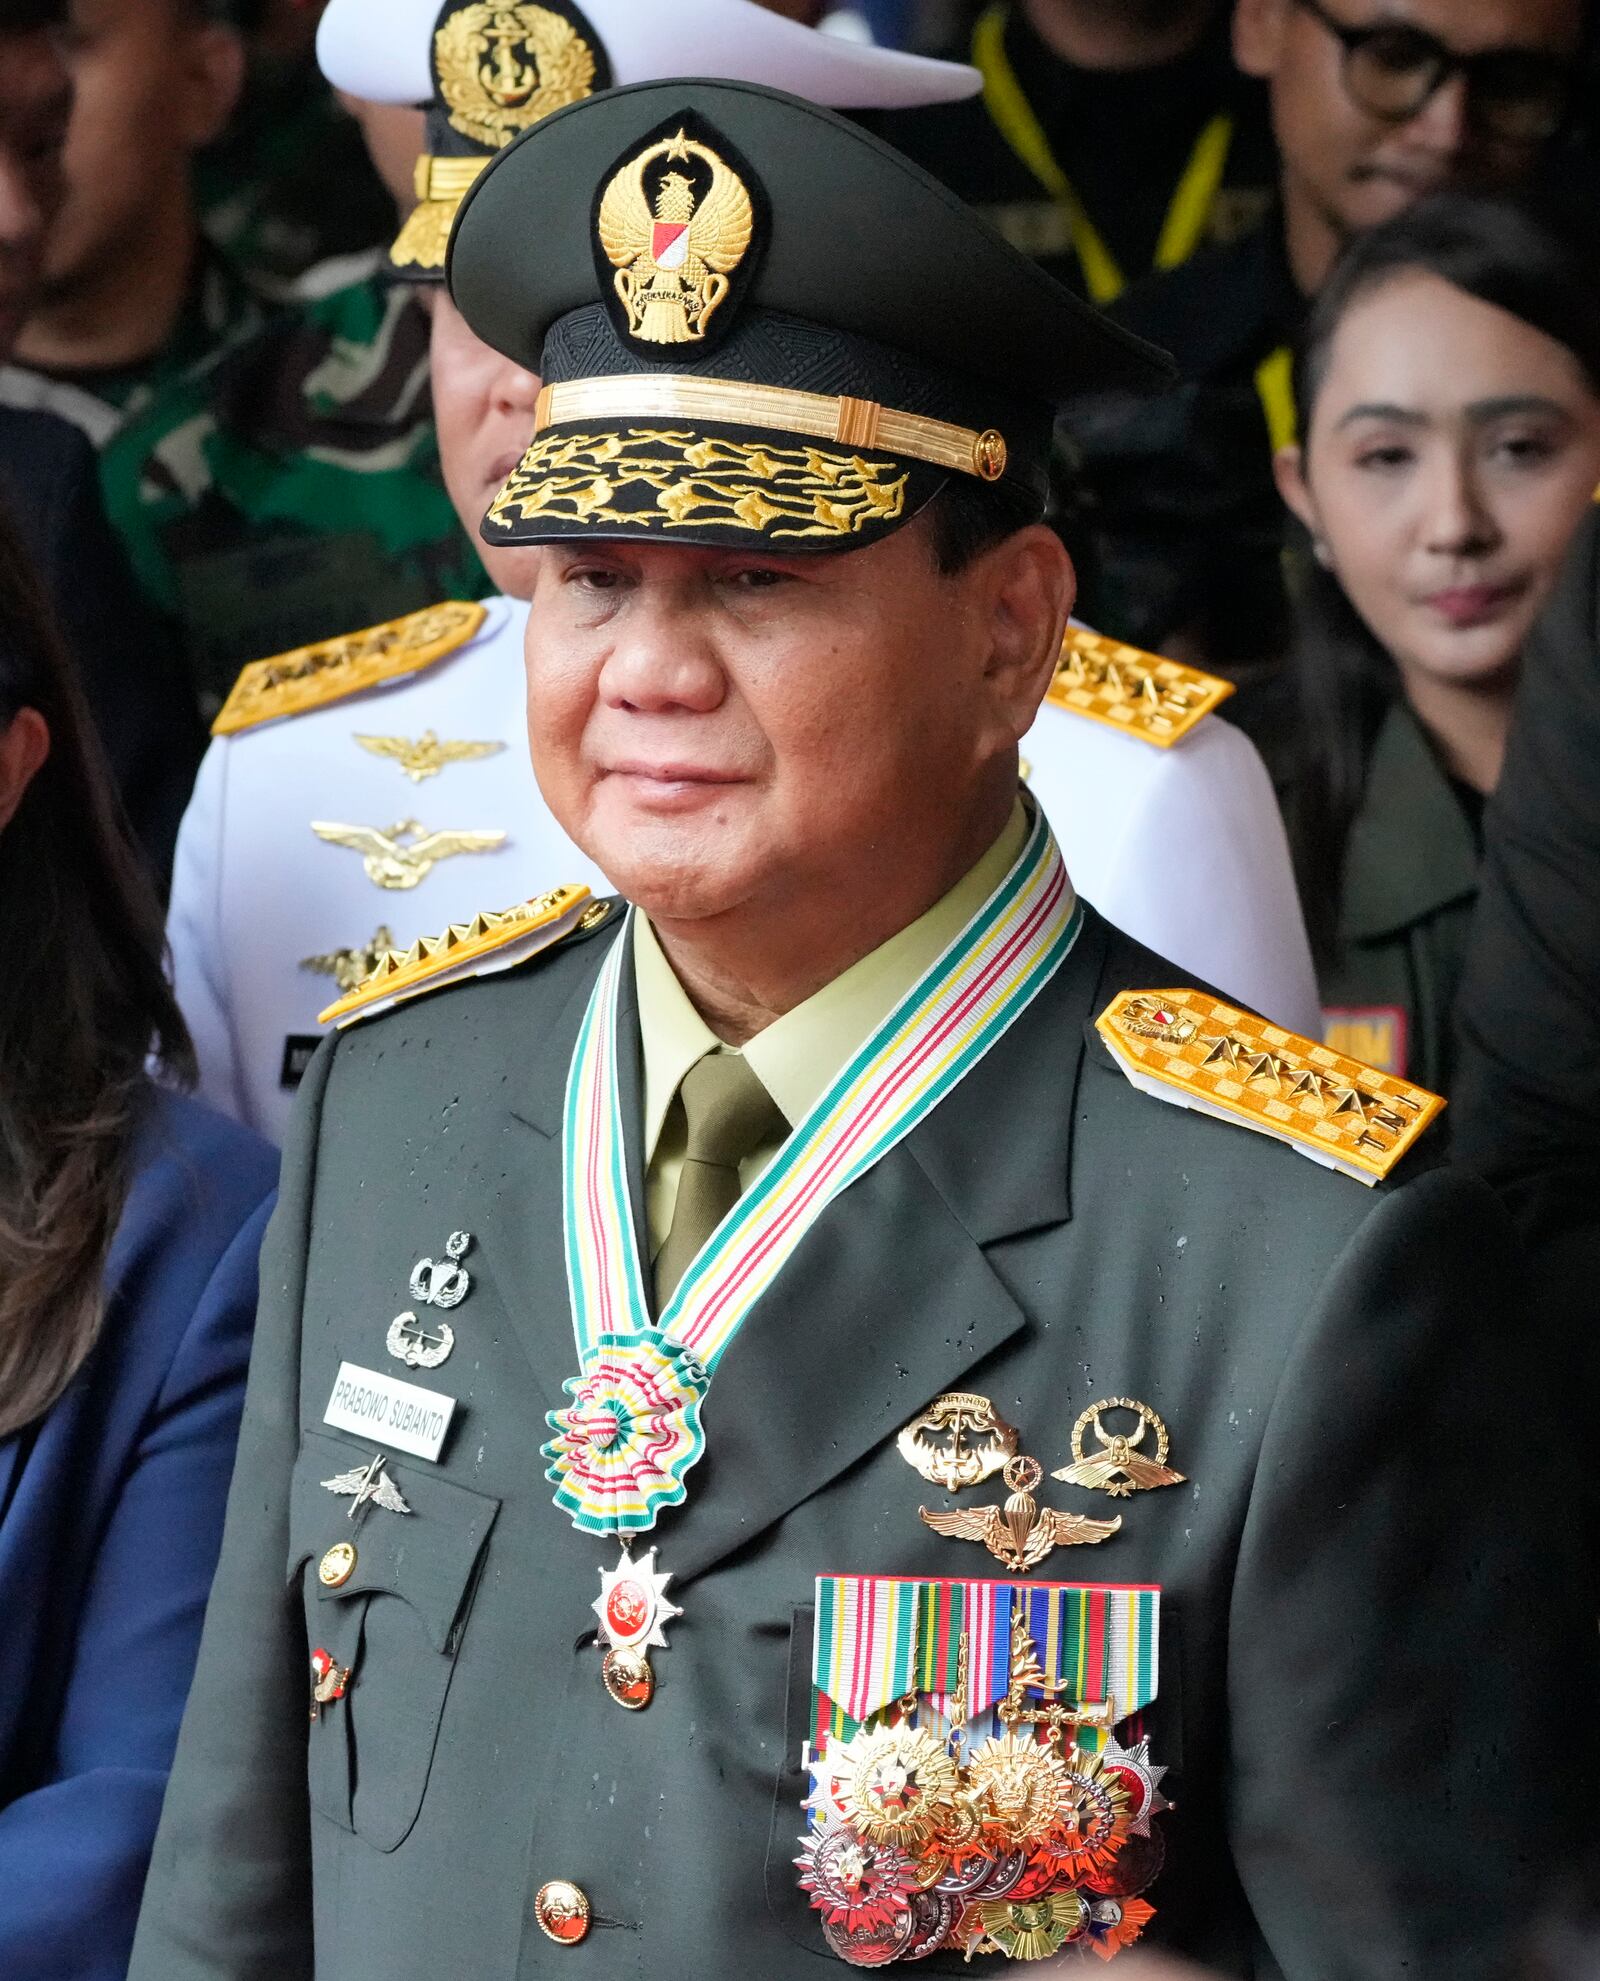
[287,1429,499,1653]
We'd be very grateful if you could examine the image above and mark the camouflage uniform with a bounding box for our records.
[195,51,396,295]
[101,273,487,720]
[0,248,265,446]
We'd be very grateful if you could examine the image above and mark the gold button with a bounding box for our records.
[577,900,612,933]
[972,428,1008,481]
[534,1880,591,1945]
[318,1542,357,1589]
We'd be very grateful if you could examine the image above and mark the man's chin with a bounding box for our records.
[583,836,754,927]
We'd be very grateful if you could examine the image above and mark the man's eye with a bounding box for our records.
[1355,444,1414,471]
[726,567,788,589]
[569,567,623,591]
[1490,432,1558,467]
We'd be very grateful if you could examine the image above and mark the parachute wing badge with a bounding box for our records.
[919,1457,1121,1572]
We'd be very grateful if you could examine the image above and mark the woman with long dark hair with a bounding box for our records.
[0,510,275,1978]
[1272,192,1600,1091]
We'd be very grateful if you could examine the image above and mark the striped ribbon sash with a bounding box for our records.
[544,810,1083,1536]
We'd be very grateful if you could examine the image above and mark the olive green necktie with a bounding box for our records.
[653,1051,788,1309]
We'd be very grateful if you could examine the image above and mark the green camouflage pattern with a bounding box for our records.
[196,55,397,294]
[102,274,487,719]
[0,250,265,446]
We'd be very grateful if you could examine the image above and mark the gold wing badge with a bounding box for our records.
[310,818,507,891]
[920,1457,1121,1572]
[598,127,754,346]
[355,732,506,785]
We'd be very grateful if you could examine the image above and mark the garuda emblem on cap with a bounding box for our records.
[597,125,756,347]
[435,2,600,149]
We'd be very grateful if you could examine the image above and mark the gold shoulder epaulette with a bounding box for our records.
[320,886,613,1028]
[1046,627,1234,749]
[212,600,489,736]
[1095,989,1444,1185]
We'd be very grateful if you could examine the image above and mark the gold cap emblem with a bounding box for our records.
[598,124,755,347]
[434,4,599,149]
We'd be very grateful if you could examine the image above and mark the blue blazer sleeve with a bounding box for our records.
[0,1092,276,1981]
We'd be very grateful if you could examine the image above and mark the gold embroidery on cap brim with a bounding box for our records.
[434,3,597,149]
[598,129,754,346]
[488,428,908,541]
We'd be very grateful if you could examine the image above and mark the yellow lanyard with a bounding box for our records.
[972,2,1235,307]
[1254,343,1297,452]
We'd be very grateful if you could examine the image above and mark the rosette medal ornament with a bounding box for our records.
[545,1335,705,1706]
[799,1576,1169,1965]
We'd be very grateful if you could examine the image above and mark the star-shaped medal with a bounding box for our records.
[592,1545,682,1711]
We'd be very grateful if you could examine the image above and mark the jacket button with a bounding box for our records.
[535,1880,591,1945]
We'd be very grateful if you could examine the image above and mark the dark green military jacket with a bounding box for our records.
[1320,703,1482,1094]
[130,904,1594,1980]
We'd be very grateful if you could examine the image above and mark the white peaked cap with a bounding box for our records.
[317,0,980,112]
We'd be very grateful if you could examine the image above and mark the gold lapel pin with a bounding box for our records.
[1052,1398,1185,1499]
[897,1391,1020,1493]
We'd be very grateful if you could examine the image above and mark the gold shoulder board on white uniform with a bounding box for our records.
[211,600,489,736]
[1096,989,1445,1185]
[1046,627,1234,749]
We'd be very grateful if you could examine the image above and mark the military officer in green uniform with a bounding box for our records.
[131,79,1595,1981]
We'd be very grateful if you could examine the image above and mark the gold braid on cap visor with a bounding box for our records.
[484,376,1010,542]
[390,155,490,272]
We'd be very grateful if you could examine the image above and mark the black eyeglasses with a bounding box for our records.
[1290,0,1572,142]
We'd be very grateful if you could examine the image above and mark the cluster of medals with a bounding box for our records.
[796,1633,1168,1967]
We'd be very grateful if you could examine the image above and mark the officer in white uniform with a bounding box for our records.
[168,0,1320,1144]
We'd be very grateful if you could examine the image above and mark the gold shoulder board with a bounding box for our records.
[320,886,612,1029]
[1095,989,1444,1186]
[212,601,490,737]
[1045,627,1233,749]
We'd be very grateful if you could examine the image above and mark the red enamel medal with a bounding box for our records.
[592,1545,681,1710]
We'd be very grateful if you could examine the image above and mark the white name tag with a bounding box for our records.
[323,1361,456,1462]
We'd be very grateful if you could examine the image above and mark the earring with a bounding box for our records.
[1311,537,1334,570]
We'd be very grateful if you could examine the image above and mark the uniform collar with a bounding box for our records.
[1340,700,1482,943]
[633,801,1033,1151]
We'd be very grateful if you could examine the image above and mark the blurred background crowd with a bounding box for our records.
[2,0,1600,1974]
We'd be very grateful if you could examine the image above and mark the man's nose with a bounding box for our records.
[598,602,728,716]
[493,363,544,418]
[0,154,47,260]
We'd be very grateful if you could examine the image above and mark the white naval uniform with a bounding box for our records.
[168,594,1320,1143]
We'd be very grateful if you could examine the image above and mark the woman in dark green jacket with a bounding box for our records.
[1272,193,1600,1092]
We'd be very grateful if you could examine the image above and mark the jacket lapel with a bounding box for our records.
[661,912,1108,1585]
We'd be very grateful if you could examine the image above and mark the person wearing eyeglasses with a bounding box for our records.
[1060,0,1585,705]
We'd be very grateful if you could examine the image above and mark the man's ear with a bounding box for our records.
[0,707,50,834]
[178,24,247,152]
[1234,0,1289,79]
[978,523,1076,745]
